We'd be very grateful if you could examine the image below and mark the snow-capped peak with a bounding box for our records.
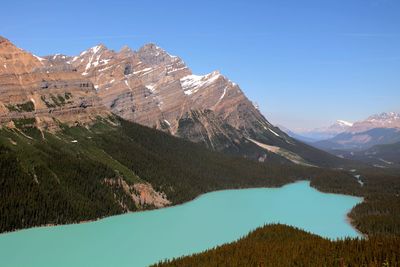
[336,120,353,127]
[79,44,107,57]
[346,111,400,133]
[90,44,104,54]
[367,112,400,121]
[78,44,112,75]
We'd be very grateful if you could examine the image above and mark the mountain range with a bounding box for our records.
[313,127,400,151]
[0,36,347,168]
[289,112,400,142]
[282,112,400,168]
[282,120,354,142]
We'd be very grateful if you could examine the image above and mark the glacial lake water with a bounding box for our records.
[0,181,362,267]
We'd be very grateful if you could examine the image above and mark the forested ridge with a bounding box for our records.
[154,224,400,267]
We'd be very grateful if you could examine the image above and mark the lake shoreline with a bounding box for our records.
[0,180,364,239]
[0,180,363,267]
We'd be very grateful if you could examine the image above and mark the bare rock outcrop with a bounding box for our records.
[103,177,170,210]
[0,36,109,130]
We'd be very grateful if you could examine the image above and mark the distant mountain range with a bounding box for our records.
[313,127,400,151]
[281,112,400,168]
[351,112,400,132]
[283,120,354,142]
[287,112,400,142]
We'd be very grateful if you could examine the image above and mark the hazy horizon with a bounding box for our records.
[2,0,399,130]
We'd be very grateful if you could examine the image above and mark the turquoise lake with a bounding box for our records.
[0,181,362,267]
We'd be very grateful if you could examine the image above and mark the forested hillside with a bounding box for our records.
[0,116,361,233]
[154,224,400,267]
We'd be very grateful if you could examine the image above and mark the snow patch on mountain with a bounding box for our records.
[337,120,353,127]
[146,84,156,93]
[269,128,280,137]
[33,55,45,62]
[133,67,153,76]
[125,80,132,91]
[180,71,221,95]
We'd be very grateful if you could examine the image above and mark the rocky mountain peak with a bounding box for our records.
[70,44,116,76]
[137,43,181,66]
[86,44,108,55]
[138,43,163,53]
[0,37,109,130]
[349,111,400,132]
[119,45,133,55]
[61,41,288,156]
[0,36,45,74]
[367,112,400,122]
[320,120,354,134]
[290,119,354,141]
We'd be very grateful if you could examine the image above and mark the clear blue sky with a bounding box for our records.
[1,0,399,130]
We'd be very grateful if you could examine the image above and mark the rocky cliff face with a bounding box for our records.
[0,36,347,167]
[0,37,108,130]
[61,42,299,159]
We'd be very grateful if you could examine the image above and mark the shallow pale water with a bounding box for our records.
[0,181,362,267]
